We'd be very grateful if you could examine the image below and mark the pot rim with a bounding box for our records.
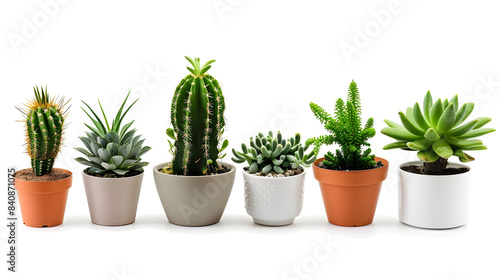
[399,160,471,177]
[153,161,236,177]
[14,167,73,183]
[81,169,144,180]
[241,165,306,180]
[312,156,389,174]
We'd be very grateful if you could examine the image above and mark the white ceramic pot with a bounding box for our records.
[153,162,235,227]
[243,167,305,226]
[398,161,471,229]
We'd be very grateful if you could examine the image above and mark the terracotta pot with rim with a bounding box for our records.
[14,168,73,228]
[312,157,389,227]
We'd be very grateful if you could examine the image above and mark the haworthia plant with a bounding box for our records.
[75,92,151,177]
[232,131,316,174]
[382,91,495,174]
[16,86,70,176]
[166,57,228,176]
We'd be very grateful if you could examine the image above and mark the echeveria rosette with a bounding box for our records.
[75,92,151,177]
[381,91,495,164]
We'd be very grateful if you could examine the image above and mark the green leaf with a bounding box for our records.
[166,128,176,139]
[137,146,151,158]
[74,147,92,157]
[119,144,132,158]
[423,91,433,124]
[436,103,456,134]
[407,139,432,151]
[430,98,443,126]
[98,148,111,162]
[105,131,120,144]
[101,162,116,170]
[220,139,229,151]
[111,155,124,167]
[432,139,453,158]
[424,128,441,142]
[98,99,111,132]
[106,142,119,156]
[417,149,439,162]
[455,128,495,139]
[383,142,408,150]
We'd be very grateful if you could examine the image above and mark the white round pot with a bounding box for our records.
[243,167,305,226]
[398,161,471,229]
[153,162,235,227]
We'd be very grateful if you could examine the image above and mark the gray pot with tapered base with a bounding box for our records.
[83,170,144,226]
[153,162,235,227]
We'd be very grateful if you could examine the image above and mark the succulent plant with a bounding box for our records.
[306,81,377,170]
[232,131,316,174]
[382,91,495,174]
[16,86,70,176]
[165,56,228,176]
[75,92,151,177]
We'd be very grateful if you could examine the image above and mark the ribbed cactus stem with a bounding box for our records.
[20,86,67,176]
[171,57,225,176]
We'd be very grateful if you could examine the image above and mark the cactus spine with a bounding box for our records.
[17,86,69,176]
[169,57,225,176]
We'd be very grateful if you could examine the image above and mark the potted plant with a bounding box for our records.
[231,131,316,226]
[75,92,151,226]
[153,56,235,227]
[382,91,495,229]
[306,81,389,227]
[14,86,73,227]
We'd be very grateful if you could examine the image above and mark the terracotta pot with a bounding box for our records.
[83,171,144,226]
[14,168,73,228]
[153,162,235,227]
[399,161,471,229]
[312,157,389,227]
[243,167,305,226]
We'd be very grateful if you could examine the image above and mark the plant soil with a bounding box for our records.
[401,165,468,175]
[244,167,302,177]
[317,160,384,171]
[159,163,231,176]
[84,168,143,178]
[15,168,71,182]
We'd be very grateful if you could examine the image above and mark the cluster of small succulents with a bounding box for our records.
[232,131,316,175]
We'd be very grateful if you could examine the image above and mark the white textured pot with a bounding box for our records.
[243,167,305,226]
[398,161,471,229]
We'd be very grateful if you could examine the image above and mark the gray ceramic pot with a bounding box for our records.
[83,171,144,226]
[153,162,235,227]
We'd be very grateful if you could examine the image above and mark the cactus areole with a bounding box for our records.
[168,57,226,176]
[16,86,69,176]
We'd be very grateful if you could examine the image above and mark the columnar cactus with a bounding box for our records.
[232,131,316,174]
[16,86,69,176]
[167,57,226,176]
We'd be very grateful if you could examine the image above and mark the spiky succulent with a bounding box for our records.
[382,91,495,173]
[16,86,70,176]
[75,92,151,177]
[165,56,227,176]
[306,81,377,170]
[232,131,316,174]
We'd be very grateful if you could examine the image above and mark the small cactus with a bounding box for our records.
[232,131,316,174]
[16,86,70,176]
[166,57,227,176]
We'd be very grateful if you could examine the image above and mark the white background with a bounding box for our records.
[1,1,500,279]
